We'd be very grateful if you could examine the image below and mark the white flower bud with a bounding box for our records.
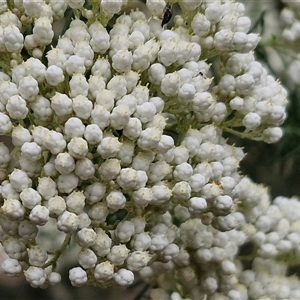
[94,261,114,282]
[64,117,85,140]
[57,211,79,233]
[51,92,73,116]
[64,55,86,75]
[0,143,11,168]
[201,276,218,294]
[211,102,227,124]
[154,134,174,154]
[67,137,88,159]
[28,245,48,267]
[1,198,25,220]
[107,75,127,99]
[128,31,145,50]
[69,267,87,287]
[107,245,130,265]
[148,63,166,85]
[257,243,278,258]
[191,13,211,37]
[77,228,96,247]
[243,112,261,130]
[1,258,22,276]
[149,234,169,251]
[84,124,103,145]
[3,24,24,52]
[188,197,207,214]
[106,190,126,210]
[172,145,189,164]
[117,168,148,190]
[9,169,32,192]
[117,139,135,165]
[174,205,190,223]
[101,0,122,14]
[29,205,50,225]
[148,161,172,182]
[20,142,42,162]
[84,182,106,204]
[132,44,152,71]
[146,0,166,16]
[75,157,95,180]
[126,251,151,271]
[212,215,236,232]
[66,191,85,214]
[93,229,112,256]
[48,272,61,285]
[88,203,109,225]
[69,73,89,98]
[114,269,134,287]
[24,266,47,288]
[112,49,133,73]
[2,237,27,260]
[78,212,91,229]
[173,162,193,181]
[20,188,42,209]
[31,96,53,121]
[116,95,137,114]
[97,159,120,181]
[213,195,234,216]
[45,65,65,86]
[262,127,283,143]
[151,184,172,205]
[89,25,110,54]
[18,220,38,240]
[11,126,32,147]
[134,102,157,123]
[88,75,106,99]
[32,17,54,45]
[56,173,79,194]
[110,104,131,130]
[114,221,135,243]
[37,177,57,200]
[138,127,162,150]
[161,72,181,96]
[47,196,66,218]
[201,183,222,199]
[54,152,75,175]
[132,187,153,208]
[0,112,12,135]
[1,182,19,200]
[6,95,29,119]
[72,95,93,119]
[123,117,142,140]
[97,137,122,159]
[0,81,18,105]
[131,232,152,251]
[78,248,97,269]
[172,181,191,201]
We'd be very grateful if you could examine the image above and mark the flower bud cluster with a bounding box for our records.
[232,177,300,299]
[189,1,259,54]
[280,1,300,43]
[0,0,292,298]
[213,52,288,143]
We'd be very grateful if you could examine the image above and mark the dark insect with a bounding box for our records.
[161,4,172,27]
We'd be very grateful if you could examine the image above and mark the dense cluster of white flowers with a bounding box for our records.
[281,0,300,43]
[0,0,297,299]
[279,0,300,90]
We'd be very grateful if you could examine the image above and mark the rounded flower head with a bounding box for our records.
[0,1,293,298]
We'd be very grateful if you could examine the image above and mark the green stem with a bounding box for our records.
[42,233,72,270]
[222,127,262,141]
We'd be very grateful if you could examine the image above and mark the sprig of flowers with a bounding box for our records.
[0,1,297,299]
